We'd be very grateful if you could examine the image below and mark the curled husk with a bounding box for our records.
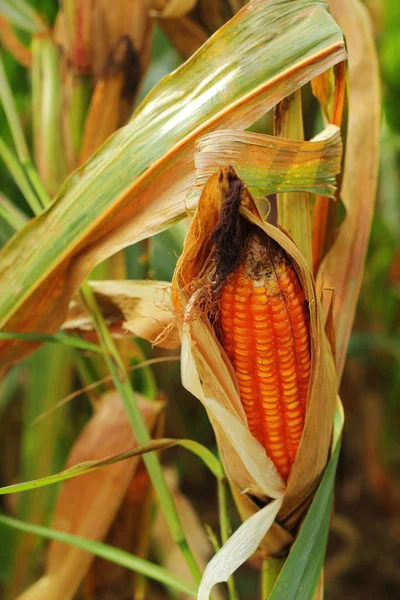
[171,167,337,596]
[63,280,180,349]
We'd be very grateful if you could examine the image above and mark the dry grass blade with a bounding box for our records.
[63,280,179,349]
[317,0,381,382]
[29,357,180,428]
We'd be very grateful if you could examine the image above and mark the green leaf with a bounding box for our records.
[0,0,47,33]
[267,405,344,600]
[0,512,197,598]
[188,124,342,203]
[0,437,224,495]
[0,192,29,232]
[0,139,42,215]
[0,0,346,365]
[0,331,104,354]
[8,343,73,592]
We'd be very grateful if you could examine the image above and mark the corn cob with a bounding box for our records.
[218,232,311,480]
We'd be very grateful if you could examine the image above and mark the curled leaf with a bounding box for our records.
[198,497,283,600]
[173,167,337,521]
[64,280,179,349]
[188,124,342,206]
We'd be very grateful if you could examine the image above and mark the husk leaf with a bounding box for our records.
[188,124,342,206]
[173,167,336,514]
[197,497,283,600]
[63,280,179,349]
[171,167,337,597]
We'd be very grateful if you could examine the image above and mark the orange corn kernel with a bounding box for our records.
[218,233,311,480]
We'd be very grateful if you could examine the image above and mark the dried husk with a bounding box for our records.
[318,0,380,382]
[171,167,337,597]
[173,166,336,513]
[17,391,162,600]
[150,0,198,18]
[63,280,179,349]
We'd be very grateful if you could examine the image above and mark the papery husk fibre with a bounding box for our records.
[172,166,337,524]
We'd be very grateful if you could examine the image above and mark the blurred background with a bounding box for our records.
[0,1,399,599]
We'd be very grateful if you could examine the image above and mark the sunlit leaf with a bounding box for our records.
[0,0,346,366]
[0,0,46,33]
[63,280,180,349]
[0,437,223,495]
[189,124,342,205]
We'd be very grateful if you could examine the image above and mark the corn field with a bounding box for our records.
[0,0,398,599]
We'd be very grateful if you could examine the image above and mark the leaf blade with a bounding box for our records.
[0,513,197,598]
[0,438,223,495]
[0,0,346,365]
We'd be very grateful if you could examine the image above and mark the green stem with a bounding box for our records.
[260,558,284,600]
[23,158,52,208]
[0,138,42,215]
[79,282,202,585]
[218,478,239,600]
[0,194,29,231]
[0,49,51,210]
[31,35,67,200]
[218,478,231,544]
[0,51,30,162]
[72,350,104,405]
[274,89,312,267]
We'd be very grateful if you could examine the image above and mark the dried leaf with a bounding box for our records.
[0,17,31,66]
[60,0,152,77]
[318,0,380,382]
[197,498,283,600]
[188,124,342,205]
[151,0,198,18]
[84,459,153,598]
[173,167,337,520]
[17,391,161,600]
[63,280,179,349]
[311,61,347,274]
[153,468,225,600]
[158,16,208,60]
